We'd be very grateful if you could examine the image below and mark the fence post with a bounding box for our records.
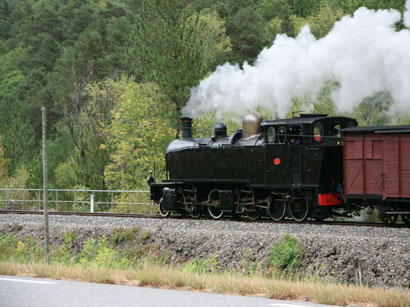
[90,193,94,213]
[22,190,25,210]
[130,192,133,213]
[5,190,8,210]
[74,191,77,212]
[56,191,59,212]
[38,190,41,210]
[111,192,114,212]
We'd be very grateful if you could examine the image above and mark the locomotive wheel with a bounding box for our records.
[182,193,201,218]
[288,197,310,222]
[189,209,202,218]
[401,214,410,225]
[246,209,261,220]
[207,189,223,219]
[246,195,260,220]
[266,197,286,221]
[380,208,398,225]
[158,198,170,217]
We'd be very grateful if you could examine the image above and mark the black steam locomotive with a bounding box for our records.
[150,114,410,224]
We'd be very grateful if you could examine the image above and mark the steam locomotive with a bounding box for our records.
[150,114,410,225]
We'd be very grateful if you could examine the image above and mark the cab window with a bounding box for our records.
[330,124,341,137]
[278,126,286,144]
[267,126,276,143]
[313,122,323,142]
[289,125,303,145]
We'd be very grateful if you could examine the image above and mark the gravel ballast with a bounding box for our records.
[0,214,409,288]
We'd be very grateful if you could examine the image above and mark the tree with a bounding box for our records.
[303,2,344,39]
[256,0,299,39]
[0,0,12,40]
[334,0,405,15]
[130,0,230,130]
[106,81,175,189]
[226,6,271,64]
[351,92,394,126]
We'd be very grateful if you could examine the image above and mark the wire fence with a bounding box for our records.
[0,189,156,214]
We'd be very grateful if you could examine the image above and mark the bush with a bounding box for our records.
[50,233,74,265]
[182,255,218,274]
[266,234,302,275]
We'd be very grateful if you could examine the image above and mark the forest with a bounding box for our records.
[0,0,408,191]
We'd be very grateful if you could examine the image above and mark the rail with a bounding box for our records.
[0,188,155,214]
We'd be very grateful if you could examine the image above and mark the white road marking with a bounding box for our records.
[269,304,311,307]
[0,277,57,284]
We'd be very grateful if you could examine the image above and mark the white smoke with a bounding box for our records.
[404,0,410,27]
[183,3,410,119]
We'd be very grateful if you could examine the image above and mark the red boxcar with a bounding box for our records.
[342,126,410,202]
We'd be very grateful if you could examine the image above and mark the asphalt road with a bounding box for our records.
[0,275,341,307]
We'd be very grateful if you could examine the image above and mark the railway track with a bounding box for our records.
[1,209,407,228]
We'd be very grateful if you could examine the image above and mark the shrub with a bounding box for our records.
[0,234,17,259]
[182,255,218,274]
[50,233,74,265]
[266,234,302,275]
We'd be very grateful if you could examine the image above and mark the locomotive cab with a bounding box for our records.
[261,115,357,208]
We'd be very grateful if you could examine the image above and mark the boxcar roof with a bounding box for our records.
[342,125,410,134]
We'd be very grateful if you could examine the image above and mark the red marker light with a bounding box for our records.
[274,158,281,165]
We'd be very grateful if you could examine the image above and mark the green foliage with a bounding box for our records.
[94,236,116,268]
[226,6,271,64]
[0,235,44,263]
[266,234,302,275]
[336,0,405,15]
[0,135,9,186]
[50,233,74,265]
[131,0,230,121]
[240,250,262,276]
[78,237,98,266]
[295,2,344,39]
[287,82,338,118]
[182,255,219,274]
[0,233,17,259]
[350,92,394,126]
[0,0,407,190]
[106,81,175,189]
[77,236,117,268]
[110,227,141,245]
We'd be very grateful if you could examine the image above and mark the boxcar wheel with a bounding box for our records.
[401,214,410,225]
[207,189,223,219]
[288,197,310,222]
[379,208,398,225]
[158,198,170,217]
[267,197,286,221]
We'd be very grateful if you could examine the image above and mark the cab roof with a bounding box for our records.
[260,114,355,127]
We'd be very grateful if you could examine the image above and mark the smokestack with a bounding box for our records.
[181,117,192,139]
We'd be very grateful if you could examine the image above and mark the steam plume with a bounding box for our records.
[183,3,410,119]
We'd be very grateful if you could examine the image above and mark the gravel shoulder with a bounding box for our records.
[1,214,409,288]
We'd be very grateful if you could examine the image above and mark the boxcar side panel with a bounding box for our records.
[344,132,384,199]
[382,138,400,198]
[401,135,410,198]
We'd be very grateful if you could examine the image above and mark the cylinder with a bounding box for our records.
[181,117,192,139]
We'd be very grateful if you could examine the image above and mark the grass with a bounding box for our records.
[1,261,410,307]
[1,232,409,307]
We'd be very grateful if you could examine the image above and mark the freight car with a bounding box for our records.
[150,114,410,224]
[342,125,410,225]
